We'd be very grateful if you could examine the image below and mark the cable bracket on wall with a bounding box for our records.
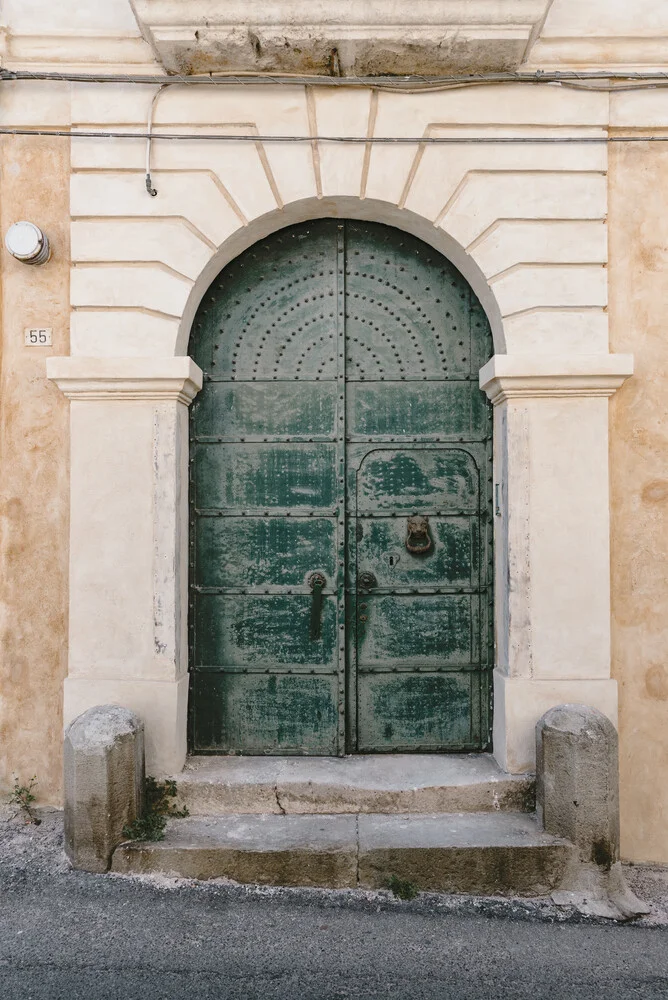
[145,84,172,197]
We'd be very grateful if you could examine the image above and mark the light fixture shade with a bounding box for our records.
[5,221,51,264]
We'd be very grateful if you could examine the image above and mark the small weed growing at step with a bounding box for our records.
[122,776,189,842]
[387,874,419,901]
[8,775,41,825]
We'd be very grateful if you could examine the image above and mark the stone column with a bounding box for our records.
[480,354,633,773]
[47,357,202,774]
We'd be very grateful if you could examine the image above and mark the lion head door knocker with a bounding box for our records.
[405,515,432,555]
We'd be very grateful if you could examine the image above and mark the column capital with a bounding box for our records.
[46,356,203,404]
[479,354,634,405]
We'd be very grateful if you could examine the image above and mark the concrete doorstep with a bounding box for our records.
[173,753,535,816]
[111,811,573,897]
[108,754,552,896]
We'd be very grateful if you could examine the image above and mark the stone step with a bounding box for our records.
[112,811,573,896]
[173,754,535,816]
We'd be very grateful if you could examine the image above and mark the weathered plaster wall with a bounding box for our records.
[0,88,71,805]
[609,96,668,862]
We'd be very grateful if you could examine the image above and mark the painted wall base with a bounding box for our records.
[492,670,619,774]
[63,675,188,775]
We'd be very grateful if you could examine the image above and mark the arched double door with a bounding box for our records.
[188,220,493,755]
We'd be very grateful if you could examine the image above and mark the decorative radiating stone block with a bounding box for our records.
[64,705,145,873]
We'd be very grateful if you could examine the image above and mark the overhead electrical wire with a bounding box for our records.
[0,128,663,143]
[3,67,668,93]
[4,65,666,197]
[2,65,665,200]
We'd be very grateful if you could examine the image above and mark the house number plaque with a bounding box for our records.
[24,327,52,346]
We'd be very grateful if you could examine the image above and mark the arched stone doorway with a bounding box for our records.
[48,180,630,777]
[188,218,494,755]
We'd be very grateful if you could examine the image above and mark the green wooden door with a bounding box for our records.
[189,220,493,754]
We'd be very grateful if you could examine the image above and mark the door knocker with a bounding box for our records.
[405,515,432,555]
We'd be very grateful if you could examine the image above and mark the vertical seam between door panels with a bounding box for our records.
[336,222,347,755]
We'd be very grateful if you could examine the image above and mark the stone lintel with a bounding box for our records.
[479,353,634,404]
[46,356,203,404]
[132,0,552,75]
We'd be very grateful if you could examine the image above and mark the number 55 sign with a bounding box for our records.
[24,327,52,346]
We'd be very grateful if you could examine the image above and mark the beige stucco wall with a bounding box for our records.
[609,135,668,864]
[0,134,70,805]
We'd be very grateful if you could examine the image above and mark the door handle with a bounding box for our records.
[308,572,326,640]
[358,571,377,591]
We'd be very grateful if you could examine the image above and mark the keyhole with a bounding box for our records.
[389,555,395,567]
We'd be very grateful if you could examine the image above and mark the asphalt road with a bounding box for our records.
[1,812,667,1000]
[1,866,668,1000]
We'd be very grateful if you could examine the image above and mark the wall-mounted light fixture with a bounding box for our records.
[5,221,51,265]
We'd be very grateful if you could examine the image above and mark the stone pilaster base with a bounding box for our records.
[63,674,188,776]
[492,670,618,774]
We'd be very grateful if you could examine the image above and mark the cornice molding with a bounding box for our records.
[46,357,203,404]
[524,36,668,71]
[0,30,160,74]
[479,353,634,405]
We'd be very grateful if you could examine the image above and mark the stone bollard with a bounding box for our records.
[536,704,619,867]
[64,705,145,873]
[536,704,649,920]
